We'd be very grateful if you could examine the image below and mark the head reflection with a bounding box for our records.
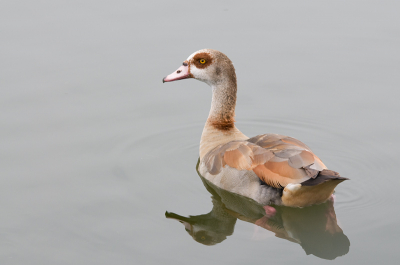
[166,174,350,260]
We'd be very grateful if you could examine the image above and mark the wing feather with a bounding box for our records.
[202,134,327,188]
[287,150,315,168]
[224,144,253,170]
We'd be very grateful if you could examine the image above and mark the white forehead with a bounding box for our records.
[186,49,211,60]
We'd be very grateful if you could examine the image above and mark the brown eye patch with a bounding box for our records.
[192,52,213,69]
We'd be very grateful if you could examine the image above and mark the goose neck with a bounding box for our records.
[206,81,237,130]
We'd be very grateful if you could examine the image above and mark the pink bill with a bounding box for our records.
[163,64,190,83]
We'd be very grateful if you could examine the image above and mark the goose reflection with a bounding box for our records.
[166,165,350,260]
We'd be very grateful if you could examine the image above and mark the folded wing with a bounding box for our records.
[202,134,328,189]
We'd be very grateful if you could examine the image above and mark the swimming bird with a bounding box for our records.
[163,49,347,207]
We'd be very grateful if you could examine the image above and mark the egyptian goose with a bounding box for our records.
[163,49,347,207]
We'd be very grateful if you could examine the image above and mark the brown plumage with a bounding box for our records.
[208,117,235,131]
[203,134,346,190]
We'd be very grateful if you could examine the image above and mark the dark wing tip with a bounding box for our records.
[301,169,348,186]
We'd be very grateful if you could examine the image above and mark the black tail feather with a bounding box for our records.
[301,169,349,186]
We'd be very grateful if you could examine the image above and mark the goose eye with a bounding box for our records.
[199,59,206,64]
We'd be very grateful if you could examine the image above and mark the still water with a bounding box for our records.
[1,1,399,264]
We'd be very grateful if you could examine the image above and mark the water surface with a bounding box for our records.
[1,1,400,264]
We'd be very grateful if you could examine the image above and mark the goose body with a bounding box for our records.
[163,49,347,207]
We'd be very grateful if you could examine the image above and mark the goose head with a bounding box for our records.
[163,49,236,86]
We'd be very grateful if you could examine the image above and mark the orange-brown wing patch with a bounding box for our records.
[224,144,253,170]
[254,160,309,189]
[254,165,286,188]
[251,134,325,169]
[203,134,327,188]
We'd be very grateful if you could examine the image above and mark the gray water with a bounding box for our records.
[1,0,400,264]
